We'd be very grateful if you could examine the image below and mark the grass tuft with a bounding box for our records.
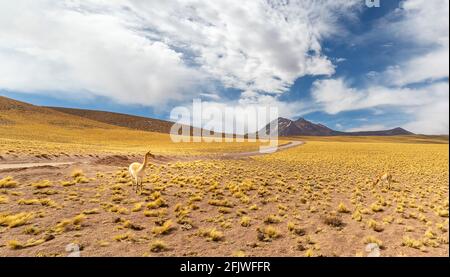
[0,176,18,188]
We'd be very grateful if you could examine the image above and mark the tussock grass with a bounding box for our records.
[144,210,162,217]
[52,214,86,234]
[438,209,449,218]
[233,250,246,257]
[323,215,345,228]
[0,212,34,228]
[71,169,84,178]
[147,198,167,209]
[150,239,168,252]
[61,180,76,187]
[0,195,9,204]
[23,226,41,235]
[264,214,282,224]
[113,232,135,242]
[75,176,89,184]
[240,216,251,227]
[402,236,422,249]
[208,199,234,208]
[337,203,350,213]
[257,226,280,241]
[370,203,384,213]
[363,236,383,247]
[123,220,145,231]
[82,208,100,215]
[352,210,362,221]
[199,228,224,241]
[132,203,143,212]
[152,220,174,235]
[0,176,18,188]
[18,198,58,207]
[32,180,52,189]
[7,235,53,250]
[367,219,384,232]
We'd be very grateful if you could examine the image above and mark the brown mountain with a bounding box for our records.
[48,106,175,133]
[48,106,231,137]
[260,117,413,136]
[340,127,414,136]
[0,96,116,129]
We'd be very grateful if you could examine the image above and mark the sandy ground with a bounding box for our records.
[0,140,448,258]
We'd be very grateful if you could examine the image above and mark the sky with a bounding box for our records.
[0,0,448,134]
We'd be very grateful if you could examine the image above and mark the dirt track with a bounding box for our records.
[221,141,304,158]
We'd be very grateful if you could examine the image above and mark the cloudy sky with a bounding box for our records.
[0,0,448,134]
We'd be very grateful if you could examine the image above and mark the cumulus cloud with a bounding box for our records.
[346,124,389,132]
[403,100,449,135]
[0,0,208,107]
[381,0,449,86]
[311,79,449,134]
[383,48,449,86]
[127,0,362,94]
[0,0,361,107]
[388,0,448,46]
[310,0,449,134]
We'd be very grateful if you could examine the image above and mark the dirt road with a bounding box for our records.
[0,161,75,171]
[221,141,304,158]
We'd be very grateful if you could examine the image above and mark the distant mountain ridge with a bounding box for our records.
[261,117,414,137]
[1,95,414,137]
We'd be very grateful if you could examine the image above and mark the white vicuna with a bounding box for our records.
[129,151,154,193]
[373,172,393,190]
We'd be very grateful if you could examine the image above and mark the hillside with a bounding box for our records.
[48,107,174,134]
[0,96,117,130]
[49,106,241,138]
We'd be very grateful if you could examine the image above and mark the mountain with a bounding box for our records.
[260,117,413,137]
[266,117,337,136]
[293,118,337,136]
[48,106,233,137]
[0,96,116,130]
[341,127,414,136]
[48,107,175,134]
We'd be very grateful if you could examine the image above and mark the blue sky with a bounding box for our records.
[0,0,448,134]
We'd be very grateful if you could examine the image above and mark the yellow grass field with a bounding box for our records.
[0,98,448,257]
[0,134,448,257]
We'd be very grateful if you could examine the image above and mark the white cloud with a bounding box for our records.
[0,0,206,107]
[311,79,449,134]
[403,100,449,135]
[381,0,449,86]
[0,0,362,107]
[311,0,449,134]
[383,46,449,86]
[127,0,363,94]
[346,124,388,132]
[311,79,361,114]
[389,0,449,46]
